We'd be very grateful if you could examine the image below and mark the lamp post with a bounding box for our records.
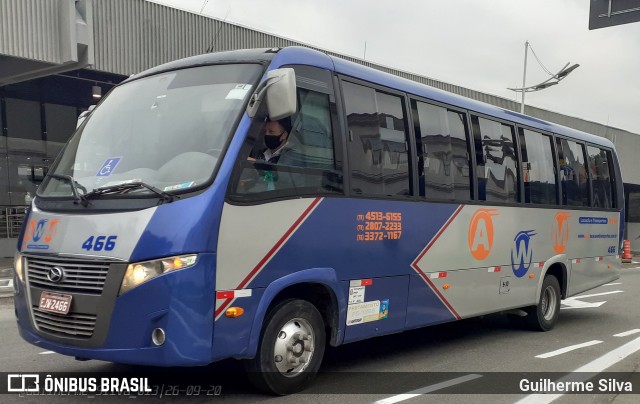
[508,40,580,114]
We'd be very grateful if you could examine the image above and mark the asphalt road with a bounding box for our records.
[1,265,640,403]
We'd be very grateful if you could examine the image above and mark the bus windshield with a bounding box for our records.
[39,63,262,198]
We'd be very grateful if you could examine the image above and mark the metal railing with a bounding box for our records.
[0,206,27,239]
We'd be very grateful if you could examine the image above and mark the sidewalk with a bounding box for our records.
[0,257,14,298]
[0,257,12,278]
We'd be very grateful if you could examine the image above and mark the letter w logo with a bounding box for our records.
[511,230,536,278]
[32,219,48,242]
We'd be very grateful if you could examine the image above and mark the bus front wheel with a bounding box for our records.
[245,299,326,395]
[525,274,561,331]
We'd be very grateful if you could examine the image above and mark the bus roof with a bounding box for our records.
[273,47,614,150]
[124,47,278,83]
[128,46,614,150]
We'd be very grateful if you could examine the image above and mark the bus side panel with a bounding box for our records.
[211,288,265,361]
[405,274,458,329]
[411,205,620,318]
[567,256,620,297]
[342,275,408,343]
[566,211,621,296]
[215,198,462,291]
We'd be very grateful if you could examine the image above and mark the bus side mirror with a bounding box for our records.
[76,105,96,128]
[246,68,297,120]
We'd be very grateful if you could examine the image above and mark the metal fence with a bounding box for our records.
[0,206,26,239]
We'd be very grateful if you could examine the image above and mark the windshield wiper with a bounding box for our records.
[84,181,175,203]
[48,174,89,207]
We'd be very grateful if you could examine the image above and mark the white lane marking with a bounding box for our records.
[626,265,640,269]
[572,290,623,299]
[614,329,640,337]
[561,299,605,309]
[561,290,624,310]
[535,340,602,359]
[603,282,622,286]
[516,336,640,404]
[39,351,55,355]
[374,374,482,404]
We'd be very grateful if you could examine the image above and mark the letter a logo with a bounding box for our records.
[553,211,570,254]
[468,209,499,260]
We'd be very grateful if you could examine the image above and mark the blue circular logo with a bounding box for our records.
[511,230,536,278]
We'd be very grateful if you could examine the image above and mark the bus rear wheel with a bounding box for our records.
[525,274,561,331]
[245,299,326,395]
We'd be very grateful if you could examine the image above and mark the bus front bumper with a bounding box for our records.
[14,253,217,367]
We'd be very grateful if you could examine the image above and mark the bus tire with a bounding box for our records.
[244,299,325,395]
[525,275,561,332]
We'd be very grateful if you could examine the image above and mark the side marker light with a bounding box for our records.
[226,307,245,318]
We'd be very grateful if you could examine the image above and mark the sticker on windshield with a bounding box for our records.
[163,181,195,192]
[96,157,122,177]
[103,179,142,187]
[225,84,253,100]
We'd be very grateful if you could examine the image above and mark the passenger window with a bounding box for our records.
[518,128,557,205]
[412,100,471,200]
[471,116,519,203]
[556,138,589,207]
[587,146,615,208]
[342,81,410,197]
[284,89,335,169]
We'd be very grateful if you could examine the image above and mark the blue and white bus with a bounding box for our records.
[13,47,624,394]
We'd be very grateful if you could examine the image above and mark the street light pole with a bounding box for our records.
[508,41,579,115]
[520,40,529,113]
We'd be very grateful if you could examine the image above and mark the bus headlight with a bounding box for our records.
[14,252,24,283]
[119,254,197,295]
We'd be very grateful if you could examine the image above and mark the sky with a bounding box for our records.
[151,0,640,134]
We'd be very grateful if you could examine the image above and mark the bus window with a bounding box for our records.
[342,81,411,197]
[232,86,342,198]
[587,146,615,209]
[471,116,519,203]
[411,100,471,201]
[556,138,589,207]
[518,128,557,205]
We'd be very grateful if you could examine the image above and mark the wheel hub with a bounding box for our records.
[273,319,315,376]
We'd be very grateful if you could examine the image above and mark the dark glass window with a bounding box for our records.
[628,192,640,223]
[556,138,589,207]
[587,146,615,208]
[0,102,7,203]
[0,101,6,154]
[0,157,9,205]
[7,155,39,206]
[44,103,78,159]
[343,81,410,197]
[412,100,471,200]
[471,116,519,203]
[5,98,44,154]
[519,128,557,205]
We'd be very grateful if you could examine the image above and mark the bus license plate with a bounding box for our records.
[39,292,72,315]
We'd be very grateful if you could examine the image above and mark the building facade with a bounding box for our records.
[1,0,639,255]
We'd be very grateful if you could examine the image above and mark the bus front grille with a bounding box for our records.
[26,256,110,296]
[32,307,97,339]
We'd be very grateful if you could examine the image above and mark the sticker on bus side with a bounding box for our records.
[348,286,365,304]
[346,300,382,326]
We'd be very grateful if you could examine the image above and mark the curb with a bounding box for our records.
[0,267,12,278]
[0,278,14,298]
